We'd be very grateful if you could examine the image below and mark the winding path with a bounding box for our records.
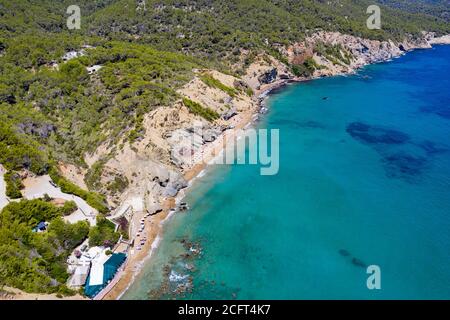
[22,175,98,225]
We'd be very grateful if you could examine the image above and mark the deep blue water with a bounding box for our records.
[122,45,450,300]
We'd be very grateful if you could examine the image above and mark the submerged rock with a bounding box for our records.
[346,122,410,145]
[421,104,450,120]
[382,152,427,178]
[418,140,448,155]
[351,258,367,268]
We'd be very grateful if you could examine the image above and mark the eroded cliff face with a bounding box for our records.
[283,31,435,78]
[61,31,447,217]
[79,68,260,213]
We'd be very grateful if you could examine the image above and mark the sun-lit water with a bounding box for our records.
[122,45,450,300]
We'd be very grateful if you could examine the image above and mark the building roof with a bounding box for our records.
[37,221,46,229]
[84,253,127,298]
[88,252,110,286]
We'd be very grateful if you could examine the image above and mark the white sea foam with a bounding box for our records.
[169,270,189,282]
[197,169,206,178]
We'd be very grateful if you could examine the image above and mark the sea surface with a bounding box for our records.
[122,45,450,299]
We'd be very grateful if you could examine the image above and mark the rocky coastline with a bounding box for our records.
[83,31,450,300]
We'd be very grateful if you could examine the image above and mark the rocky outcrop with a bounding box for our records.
[233,79,250,92]
[163,172,188,197]
[427,34,450,45]
[202,127,222,143]
[280,31,444,79]
[221,107,237,121]
[152,165,170,187]
[258,68,278,84]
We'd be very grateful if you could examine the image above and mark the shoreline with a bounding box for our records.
[101,40,449,300]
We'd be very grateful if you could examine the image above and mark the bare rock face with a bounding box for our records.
[152,165,170,187]
[282,31,438,79]
[221,107,238,121]
[202,128,219,143]
[163,171,188,197]
[291,47,314,65]
[147,203,163,215]
[233,79,250,92]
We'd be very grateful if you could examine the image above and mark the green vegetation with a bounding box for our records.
[0,112,49,175]
[199,74,238,97]
[60,200,77,216]
[83,0,450,55]
[84,160,106,191]
[115,216,129,240]
[88,216,120,247]
[182,98,220,122]
[0,199,89,294]
[85,160,129,195]
[292,57,324,77]
[315,43,353,66]
[106,175,129,195]
[4,171,23,199]
[378,0,449,20]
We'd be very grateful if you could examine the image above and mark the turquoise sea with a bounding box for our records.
[122,45,450,300]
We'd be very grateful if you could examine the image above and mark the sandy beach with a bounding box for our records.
[101,198,175,300]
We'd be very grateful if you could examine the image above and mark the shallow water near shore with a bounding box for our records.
[122,45,450,299]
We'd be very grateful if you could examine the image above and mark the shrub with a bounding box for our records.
[4,171,23,199]
[60,200,77,216]
[182,98,219,122]
[88,216,120,247]
[199,74,238,97]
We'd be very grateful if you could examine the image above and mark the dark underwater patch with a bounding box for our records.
[346,122,410,145]
[338,249,368,269]
[417,140,448,155]
[382,152,427,179]
[345,122,442,182]
[269,119,325,129]
[351,258,367,268]
[420,104,450,120]
[298,120,325,129]
[338,249,351,257]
